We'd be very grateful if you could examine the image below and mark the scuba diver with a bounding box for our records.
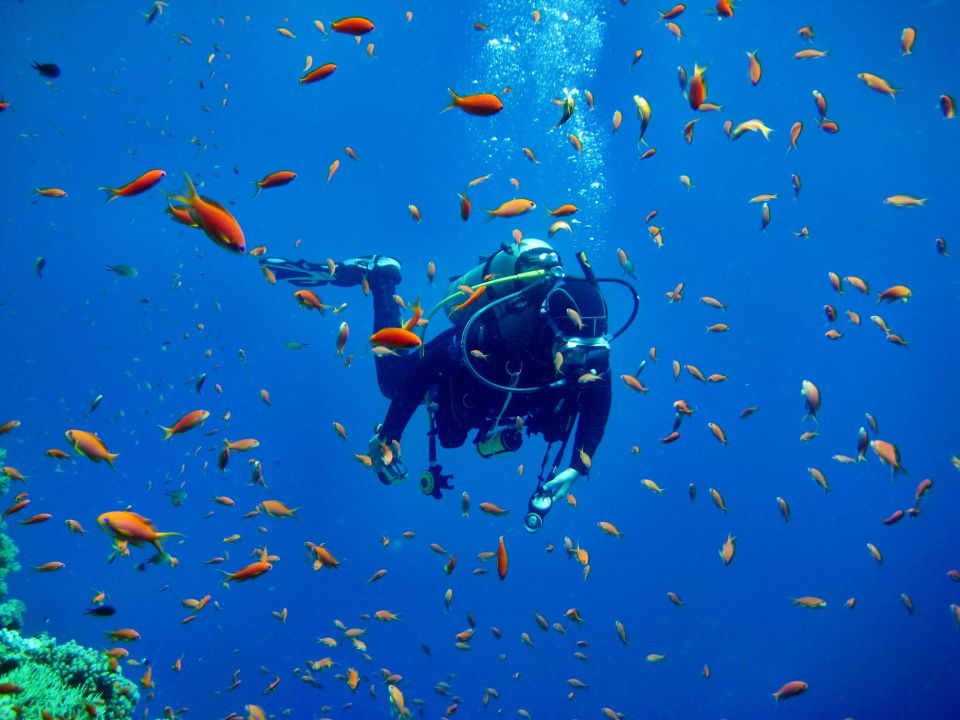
[261,239,638,531]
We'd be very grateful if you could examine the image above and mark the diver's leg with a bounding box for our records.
[378,328,459,443]
[369,329,458,485]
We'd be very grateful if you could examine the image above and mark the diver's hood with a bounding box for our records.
[490,238,561,278]
[543,278,609,341]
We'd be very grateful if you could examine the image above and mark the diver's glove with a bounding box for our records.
[523,467,582,533]
[368,433,408,485]
[541,467,581,500]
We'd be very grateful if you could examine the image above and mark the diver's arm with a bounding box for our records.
[569,373,612,474]
[539,375,611,500]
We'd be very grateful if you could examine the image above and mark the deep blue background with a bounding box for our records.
[2,1,959,718]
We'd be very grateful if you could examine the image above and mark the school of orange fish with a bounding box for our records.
[3,2,959,719]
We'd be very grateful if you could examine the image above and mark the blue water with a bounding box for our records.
[2,1,959,718]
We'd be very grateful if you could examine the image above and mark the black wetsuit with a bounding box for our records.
[370,274,611,476]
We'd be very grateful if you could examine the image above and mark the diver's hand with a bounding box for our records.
[541,467,581,500]
[368,434,408,485]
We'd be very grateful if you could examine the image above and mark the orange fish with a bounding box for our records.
[300,63,337,84]
[773,681,808,702]
[870,439,906,476]
[658,4,686,20]
[479,502,508,516]
[877,285,912,302]
[295,289,328,312]
[222,561,272,582]
[326,159,340,185]
[746,51,761,86]
[452,285,487,312]
[547,204,578,217]
[252,170,296,198]
[369,327,421,349]
[331,323,353,359]
[34,187,68,198]
[620,374,648,394]
[857,72,899,98]
[719,533,736,565]
[159,410,209,440]
[788,121,803,151]
[801,380,820,422]
[688,64,707,110]
[795,49,829,59]
[485,198,536,219]
[65,429,118,467]
[1,467,26,481]
[444,88,503,116]
[100,169,166,203]
[497,536,508,580]
[331,17,375,35]
[260,499,298,518]
[172,173,245,253]
[225,438,260,452]
[163,193,197,227]
[458,192,472,221]
[940,94,956,119]
[65,519,85,534]
[900,27,916,56]
[97,511,182,558]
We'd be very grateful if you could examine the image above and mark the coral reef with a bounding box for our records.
[0,628,140,720]
[0,447,139,719]
[0,450,25,632]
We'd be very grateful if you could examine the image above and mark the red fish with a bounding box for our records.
[369,327,422,349]
[172,173,245,253]
[444,89,503,116]
[300,64,337,84]
[497,535,508,580]
[773,680,808,702]
[252,170,296,198]
[100,169,166,203]
[331,17,375,35]
[159,410,209,440]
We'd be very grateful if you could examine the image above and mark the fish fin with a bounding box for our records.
[154,531,185,542]
[181,172,199,202]
[251,181,262,199]
[442,88,459,113]
[159,425,173,440]
[98,186,119,204]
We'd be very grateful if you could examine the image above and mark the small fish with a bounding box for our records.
[444,88,503,116]
[32,61,61,78]
[85,605,117,617]
[746,50,762,86]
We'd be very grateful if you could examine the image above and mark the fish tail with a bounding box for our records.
[98,186,119,204]
[181,171,198,202]
[159,425,174,440]
[105,452,119,468]
[251,181,262,199]
[442,88,459,113]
